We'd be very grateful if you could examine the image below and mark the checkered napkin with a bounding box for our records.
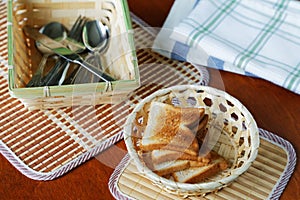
[153,0,300,94]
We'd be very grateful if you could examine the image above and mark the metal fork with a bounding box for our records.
[41,16,89,86]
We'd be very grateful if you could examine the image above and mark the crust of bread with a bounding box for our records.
[151,160,190,176]
[144,102,205,138]
[172,154,228,183]
[141,123,200,156]
[137,102,229,183]
[188,160,210,167]
[195,115,209,140]
[151,149,211,165]
[140,137,199,156]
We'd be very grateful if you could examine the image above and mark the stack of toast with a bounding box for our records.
[138,102,228,184]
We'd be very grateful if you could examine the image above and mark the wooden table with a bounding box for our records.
[1,0,299,199]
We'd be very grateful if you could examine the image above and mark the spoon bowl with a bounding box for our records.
[76,20,111,83]
[82,20,110,53]
[27,20,87,87]
[27,22,67,87]
[36,21,68,54]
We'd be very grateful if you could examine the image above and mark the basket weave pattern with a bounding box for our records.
[8,0,139,109]
[0,5,209,180]
[124,85,260,196]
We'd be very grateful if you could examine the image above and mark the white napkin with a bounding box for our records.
[153,0,300,94]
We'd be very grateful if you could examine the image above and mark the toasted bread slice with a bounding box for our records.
[172,153,228,183]
[150,160,190,176]
[140,102,207,156]
[140,124,200,156]
[195,115,209,141]
[144,102,205,138]
[188,160,211,167]
[151,149,211,165]
[140,139,199,156]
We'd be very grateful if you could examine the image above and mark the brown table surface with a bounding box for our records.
[1,0,299,199]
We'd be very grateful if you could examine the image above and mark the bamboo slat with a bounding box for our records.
[7,0,140,109]
[0,2,209,180]
[110,129,296,199]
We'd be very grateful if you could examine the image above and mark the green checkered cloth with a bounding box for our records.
[167,0,300,94]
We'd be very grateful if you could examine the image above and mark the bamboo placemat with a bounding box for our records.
[109,129,296,200]
[0,2,208,180]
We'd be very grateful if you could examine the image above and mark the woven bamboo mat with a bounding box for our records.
[0,2,208,180]
[109,129,296,200]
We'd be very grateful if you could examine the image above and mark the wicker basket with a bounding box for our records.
[124,85,260,197]
[7,0,139,110]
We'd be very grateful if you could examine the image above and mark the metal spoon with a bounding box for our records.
[27,20,87,87]
[26,22,67,87]
[83,20,110,68]
[83,20,110,54]
[41,16,89,86]
[37,21,86,55]
[23,24,116,85]
[36,22,67,54]
[76,20,110,83]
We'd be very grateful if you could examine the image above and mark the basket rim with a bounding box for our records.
[124,84,260,193]
[6,0,140,100]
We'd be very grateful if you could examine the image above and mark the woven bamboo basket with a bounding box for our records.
[7,0,139,110]
[124,85,260,197]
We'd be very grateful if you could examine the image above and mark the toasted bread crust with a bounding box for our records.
[138,102,229,184]
[144,102,205,138]
[151,102,205,127]
[152,160,191,176]
[140,139,199,156]
[151,150,211,164]
[172,156,228,183]
[141,120,200,155]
